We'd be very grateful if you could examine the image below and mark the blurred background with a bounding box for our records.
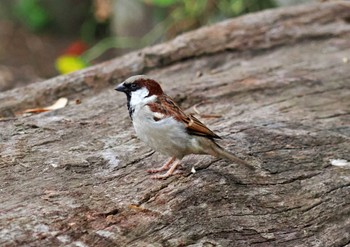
[0,0,314,92]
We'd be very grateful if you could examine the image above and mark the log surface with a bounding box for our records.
[1,2,350,246]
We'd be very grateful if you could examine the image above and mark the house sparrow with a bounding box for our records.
[115,75,252,179]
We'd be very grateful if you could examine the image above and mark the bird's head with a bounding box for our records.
[115,75,163,98]
[115,75,164,117]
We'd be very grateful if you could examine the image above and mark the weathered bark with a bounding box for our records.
[1,2,350,247]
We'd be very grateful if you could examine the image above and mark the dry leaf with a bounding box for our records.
[23,98,68,114]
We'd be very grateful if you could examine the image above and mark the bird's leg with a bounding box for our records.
[151,159,181,179]
[147,157,176,174]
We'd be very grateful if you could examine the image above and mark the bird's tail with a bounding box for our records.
[208,141,255,170]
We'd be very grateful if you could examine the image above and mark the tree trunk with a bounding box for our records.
[1,2,350,246]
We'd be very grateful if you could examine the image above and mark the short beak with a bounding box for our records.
[115,83,126,92]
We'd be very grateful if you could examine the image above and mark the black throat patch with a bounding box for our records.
[126,94,135,119]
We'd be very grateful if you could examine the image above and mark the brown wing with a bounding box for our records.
[186,114,221,139]
[147,94,220,139]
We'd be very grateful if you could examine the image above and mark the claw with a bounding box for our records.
[147,157,176,174]
[150,159,181,179]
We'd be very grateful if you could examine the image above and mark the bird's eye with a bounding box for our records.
[130,83,137,90]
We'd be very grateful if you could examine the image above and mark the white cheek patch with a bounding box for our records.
[130,87,151,107]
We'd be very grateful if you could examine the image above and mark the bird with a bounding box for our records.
[115,75,252,179]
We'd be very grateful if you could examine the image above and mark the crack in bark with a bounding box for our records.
[322,182,350,197]
[300,199,327,213]
[315,112,350,120]
[137,181,174,206]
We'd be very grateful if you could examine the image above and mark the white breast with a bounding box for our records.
[130,91,201,158]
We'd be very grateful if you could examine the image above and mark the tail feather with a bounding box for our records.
[209,142,255,170]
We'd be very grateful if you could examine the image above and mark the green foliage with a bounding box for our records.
[144,0,276,38]
[83,0,277,62]
[14,0,51,31]
[6,0,278,66]
[147,0,179,7]
[217,0,277,17]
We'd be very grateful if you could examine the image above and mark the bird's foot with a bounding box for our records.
[147,157,176,174]
[150,160,181,179]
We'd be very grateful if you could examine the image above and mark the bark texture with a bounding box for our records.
[1,2,350,247]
